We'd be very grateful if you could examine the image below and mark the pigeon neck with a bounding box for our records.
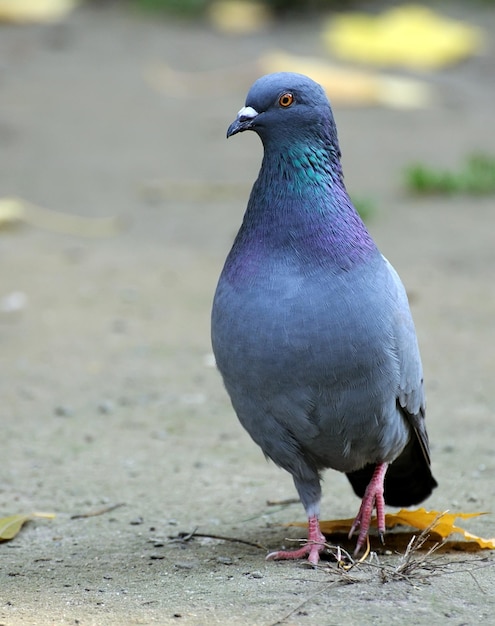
[261,134,345,190]
[240,138,377,269]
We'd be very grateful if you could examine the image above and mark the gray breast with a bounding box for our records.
[211,254,410,474]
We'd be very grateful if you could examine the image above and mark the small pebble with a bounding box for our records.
[1,291,28,313]
[130,517,144,526]
[98,400,115,415]
[180,393,206,406]
[174,561,196,570]
[54,405,73,417]
[247,571,263,579]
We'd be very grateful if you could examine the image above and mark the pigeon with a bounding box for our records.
[211,72,437,564]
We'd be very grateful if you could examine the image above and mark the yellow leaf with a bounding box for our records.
[290,509,495,550]
[259,51,432,109]
[0,197,25,227]
[0,196,122,238]
[145,51,431,109]
[208,1,271,35]
[0,512,55,542]
[462,531,495,551]
[323,5,483,70]
[0,0,77,23]
[386,508,495,550]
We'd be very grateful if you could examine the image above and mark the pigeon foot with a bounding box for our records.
[349,462,388,555]
[266,515,325,565]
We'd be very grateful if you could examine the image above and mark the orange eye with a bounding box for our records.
[278,92,294,108]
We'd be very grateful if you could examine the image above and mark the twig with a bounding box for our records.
[168,529,267,551]
[168,527,199,543]
[467,568,485,594]
[266,498,300,507]
[386,512,447,581]
[70,503,125,519]
[269,583,339,626]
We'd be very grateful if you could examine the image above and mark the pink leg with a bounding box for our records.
[349,462,388,555]
[266,515,326,565]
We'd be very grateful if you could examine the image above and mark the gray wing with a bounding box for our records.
[383,256,431,465]
[346,256,437,506]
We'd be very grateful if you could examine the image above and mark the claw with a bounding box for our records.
[349,462,388,555]
[266,515,325,565]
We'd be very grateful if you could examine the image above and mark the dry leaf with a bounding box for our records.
[323,5,483,70]
[385,509,495,550]
[290,509,495,550]
[260,50,432,109]
[145,43,433,109]
[0,197,24,227]
[0,0,77,23]
[208,0,271,34]
[145,51,432,109]
[0,197,122,238]
[0,512,55,542]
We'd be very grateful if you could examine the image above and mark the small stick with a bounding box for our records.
[269,582,342,626]
[169,528,266,550]
[71,503,126,519]
[266,498,300,506]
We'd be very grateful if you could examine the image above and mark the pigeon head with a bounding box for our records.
[223,73,376,268]
[227,72,341,156]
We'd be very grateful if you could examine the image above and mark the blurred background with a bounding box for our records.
[0,1,494,622]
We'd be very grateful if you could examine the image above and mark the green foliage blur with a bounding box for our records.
[405,154,495,195]
[132,0,208,15]
[129,0,354,16]
[351,196,375,221]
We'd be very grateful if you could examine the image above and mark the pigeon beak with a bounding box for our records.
[226,106,259,138]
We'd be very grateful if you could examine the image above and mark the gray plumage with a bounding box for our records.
[211,72,436,562]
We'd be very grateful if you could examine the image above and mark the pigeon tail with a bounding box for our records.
[345,435,438,508]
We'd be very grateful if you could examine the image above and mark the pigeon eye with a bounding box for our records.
[278,93,294,108]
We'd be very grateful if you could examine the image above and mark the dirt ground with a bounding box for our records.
[1,3,494,625]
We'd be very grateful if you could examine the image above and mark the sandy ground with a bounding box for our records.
[1,3,495,625]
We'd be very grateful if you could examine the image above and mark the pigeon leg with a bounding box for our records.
[349,462,388,555]
[266,515,326,565]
